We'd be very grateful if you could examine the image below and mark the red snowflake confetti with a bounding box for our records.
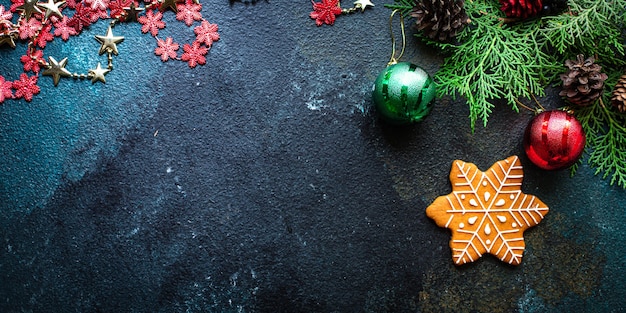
[85,0,109,11]
[138,9,165,37]
[9,0,24,13]
[89,7,108,22]
[181,41,207,68]
[34,23,54,48]
[176,0,202,26]
[2,0,219,104]
[20,49,44,73]
[53,16,78,40]
[155,37,179,62]
[108,0,127,20]
[67,3,93,32]
[0,5,13,21]
[194,20,219,47]
[12,74,40,102]
[19,18,42,40]
[0,76,13,104]
[310,0,342,26]
[64,0,80,9]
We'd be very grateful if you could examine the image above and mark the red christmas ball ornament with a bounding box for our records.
[499,0,543,18]
[523,110,586,171]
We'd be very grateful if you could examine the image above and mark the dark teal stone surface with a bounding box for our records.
[1,1,625,312]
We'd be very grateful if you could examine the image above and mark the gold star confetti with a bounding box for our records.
[425,156,549,266]
[0,34,17,48]
[95,26,124,55]
[15,0,42,19]
[42,56,71,86]
[353,0,374,12]
[37,0,65,20]
[159,0,182,13]
[88,63,110,84]
[123,2,144,22]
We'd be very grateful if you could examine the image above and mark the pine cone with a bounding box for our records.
[611,74,626,113]
[410,0,470,42]
[499,0,543,19]
[559,54,608,107]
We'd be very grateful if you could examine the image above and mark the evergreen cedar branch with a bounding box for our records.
[387,0,626,188]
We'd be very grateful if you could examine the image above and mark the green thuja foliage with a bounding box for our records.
[387,0,626,187]
[574,86,626,187]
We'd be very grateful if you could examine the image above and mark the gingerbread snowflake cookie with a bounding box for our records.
[426,156,549,266]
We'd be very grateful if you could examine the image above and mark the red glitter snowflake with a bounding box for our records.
[155,37,179,62]
[34,24,54,48]
[67,3,93,32]
[310,0,342,26]
[89,7,108,22]
[138,9,165,37]
[108,0,138,21]
[0,5,13,20]
[108,0,126,20]
[194,20,219,47]
[19,18,42,40]
[64,0,81,9]
[0,76,13,104]
[85,0,109,11]
[176,0,202,26]
[2,0,220,104]
[9,0,24,13]
[12,74,40,102]
[20,49,44,73]
[181,41,207,68]
[53,16,78,40]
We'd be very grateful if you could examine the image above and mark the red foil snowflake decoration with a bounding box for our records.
[12,73,40,102]
[155,37,179,62]
[0,76,13,103]
[0,0,220,104]
[499,0,543,19]
[310,0,342,26]
[138,0,220,68]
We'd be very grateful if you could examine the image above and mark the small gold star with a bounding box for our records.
[0,34,17,48]
[42,56,71,86]
[37,0,65,20]
[94,26,124,55]
[353,0,374,12]
[15,0,43,19]
[88,63,110,84]
[159,0,183,13]
[123,2,144,22]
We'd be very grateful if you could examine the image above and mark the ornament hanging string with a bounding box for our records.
[387,9,406,66]
[514,92,546,114]
[373,9,437,124]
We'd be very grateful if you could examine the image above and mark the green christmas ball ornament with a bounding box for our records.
[372,62,436,124]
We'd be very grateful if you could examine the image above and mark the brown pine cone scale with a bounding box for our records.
[411,0,470,42]
[611,74,626,113]
[559,54,608,107]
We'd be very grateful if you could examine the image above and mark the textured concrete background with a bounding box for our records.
[1,0,625,312]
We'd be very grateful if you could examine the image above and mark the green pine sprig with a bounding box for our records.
[575,88,626,188]
[386,0,626,127]
[434,10,555,128]
[540,1,626,68]
[386,0,626,187]
[384,1,414,15]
